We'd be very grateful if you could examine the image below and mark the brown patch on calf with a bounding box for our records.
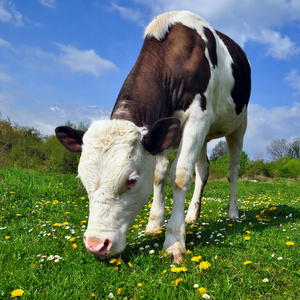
[111,24,211,127]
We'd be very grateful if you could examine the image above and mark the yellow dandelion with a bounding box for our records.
[172,278,183,286]
[128,262,133,267]
[286,241,295,246]
[72,243,77,250]
[11,289,24,297]
[117,288,122,295]
[63,222,69,226]
[243,261,252,265]
[186,231,193,235]
[198,287,207,295]
[16,214,21,217]
[199,261,211,270]
[161,270,167,274]
[91,293,96,297]
[186,250,192,255]
[80,220,87,225]
[69,237,76,242]
[5,236,10,240]
[80,197,85,200]
[137,283,142,287]
[244,236,251,241]
[65,212,70,215]
[170,267,188,273]
[191,256,202,262]
[52,200,58,205]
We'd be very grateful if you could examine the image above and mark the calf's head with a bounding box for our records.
[55,118,180,257]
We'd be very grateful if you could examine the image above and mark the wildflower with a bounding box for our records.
[199,261,211,270]
[149,250,155,254]
[243,261,252,265]
[244,236,251,241]
[172,278,183,286]
[117,288,122,295]
[198,287,207,295]
[108,292,114,298]
[11,289,24,297]
[161,270,167,274]
[202,294,211,299]
[16,214,22,217]
[262,278,269,283]
[80,220,87,225]
[193,284,199,289]
[137,283,142,287]
[80,197,85,200]
[278,257,283,260]
[191,255,202,262]
[171,266,188,273]
[286,241,295,246]
[65,212,70,215]
[69,237,76,242]
[128,262,133,267]
[91,293,96,297]
[5,236,10,240]
[72,243,77,250]
[52,200,58,205]
[186,250,192,255]
[53,223,61,227]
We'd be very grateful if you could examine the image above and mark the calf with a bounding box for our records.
[56,11,251,263]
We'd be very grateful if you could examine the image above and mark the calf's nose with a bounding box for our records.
[84,236,112,256]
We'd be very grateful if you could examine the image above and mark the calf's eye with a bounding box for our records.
[126,175,138,190]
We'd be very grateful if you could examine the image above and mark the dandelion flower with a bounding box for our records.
[199,261,211,270]
[243,261,252,265]
[170,266,188,273]
[69,237,76,242]
[11,289,24,297]
[117,288,122,295]
[72,243,78,250]
[65,212,70,215]
[91,293,96,297]
[5,236,10,240]
[244,236,251,241]
[262,278,269,283]
[286,241,295,246]
[161,270,167,274]
[198,287,207,295]
[137,283,142,287]
[172,278,183,286]
[191,255,202,262]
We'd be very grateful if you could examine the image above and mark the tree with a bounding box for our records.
[266,139,289,160]
[209,140,228,161]
[266,138,300,160]
[288,138,300,159]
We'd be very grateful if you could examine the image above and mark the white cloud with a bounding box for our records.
[244,102,300,158]
[0,0,24,26]
[55,43,118,77]
[132,0,300,59]
[39,0,56,9]
[259,30,300,60]
[285,69,300,96]
[110,3,145,25]
[0,71,13,83]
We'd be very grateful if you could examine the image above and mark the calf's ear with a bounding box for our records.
[142,118,181,155]
[55,126,85,152]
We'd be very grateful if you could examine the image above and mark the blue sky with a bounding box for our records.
[0,0,300,159]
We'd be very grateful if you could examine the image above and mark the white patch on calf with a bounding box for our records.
[79,120,156,256]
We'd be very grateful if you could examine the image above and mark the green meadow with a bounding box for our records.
[1,168,299,299]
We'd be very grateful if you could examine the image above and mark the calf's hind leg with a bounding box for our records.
[226,116,247,220]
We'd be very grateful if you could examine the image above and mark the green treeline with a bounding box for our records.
[1,116,299,178]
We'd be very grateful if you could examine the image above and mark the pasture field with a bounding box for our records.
[0,168,299,299]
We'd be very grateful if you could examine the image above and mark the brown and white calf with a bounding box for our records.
[55,11,251,263]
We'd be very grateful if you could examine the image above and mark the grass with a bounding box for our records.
[0,168,299,299]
